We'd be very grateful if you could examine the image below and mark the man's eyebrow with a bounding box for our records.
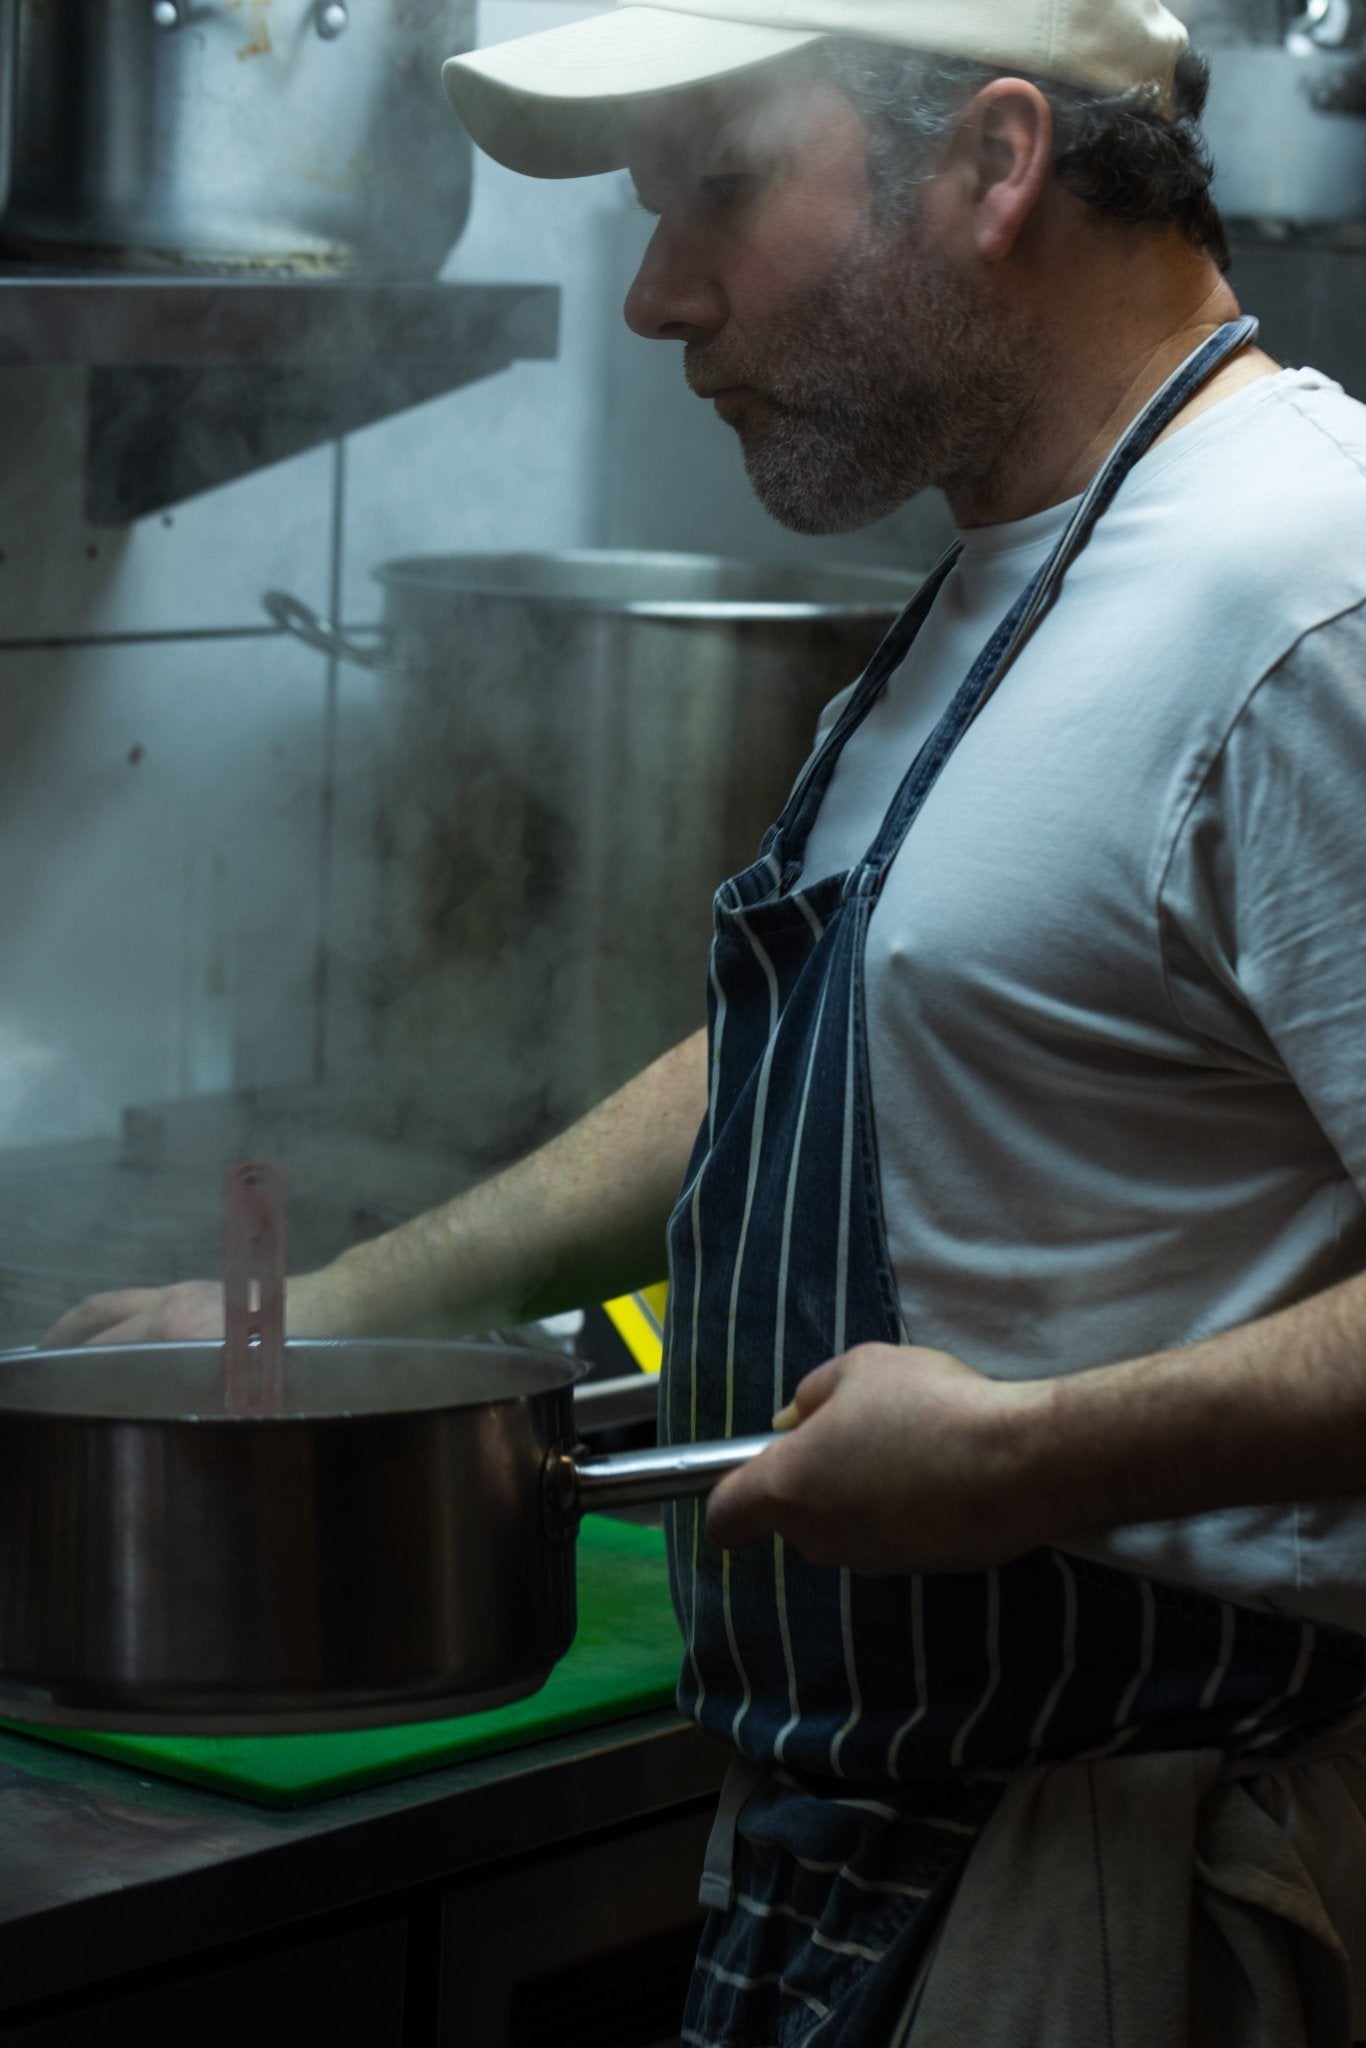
[627,87,786,206]
[626,134,697,211]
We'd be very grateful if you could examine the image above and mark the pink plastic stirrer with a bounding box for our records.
[222,1161,288,1417]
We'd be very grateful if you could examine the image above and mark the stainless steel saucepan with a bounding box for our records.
[0,1340,769,1734]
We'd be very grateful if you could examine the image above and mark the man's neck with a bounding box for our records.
[945,238,1277,530]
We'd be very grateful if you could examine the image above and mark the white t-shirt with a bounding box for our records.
[797,367,1366,1635]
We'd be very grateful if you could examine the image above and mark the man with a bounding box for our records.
[50,0,1366,2038]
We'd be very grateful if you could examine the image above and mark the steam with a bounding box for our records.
[0,1025,63,1142]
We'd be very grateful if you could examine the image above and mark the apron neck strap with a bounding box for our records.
[775,314,1260,880]
[994,314,1260,674]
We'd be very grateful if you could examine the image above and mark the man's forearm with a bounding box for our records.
[707,1268,1366,1575]
[1034,1268,1366,1535]
[291,1029,709,1338]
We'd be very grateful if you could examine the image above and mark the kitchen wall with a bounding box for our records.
[0,2,1363,1336]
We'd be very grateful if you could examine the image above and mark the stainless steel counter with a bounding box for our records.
[0,1709,728,2038]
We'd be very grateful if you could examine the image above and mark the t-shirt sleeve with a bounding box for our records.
[1161,598,1366,1194]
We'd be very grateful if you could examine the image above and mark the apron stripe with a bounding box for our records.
[886,1576,930,1779]
[1199,1603,1237,1711]
[831,1570,865,1777]
[833,974,856,1359]
[771,981,834,1762]
[773,977,832,1395]
[723,904,783,1438]
[793,888,826,941]
[705,945,726,1152]
[950,1566,1002,1770]
[719,909,785,1736]
[791,1855,933,1899]
[1028,1552,1080,1757]
[681,1163,710,1718]
[1078,1577,1160,1756]
[683,1504,706,1721]
[721,1552,752,1750]
[1117,1578,1157,1727]
[1234,1621,1315,1742]
[733,1892,889,1963]
[806,1790,978,1831]
[694,1954,833,2019]
[773,1538,801,1766]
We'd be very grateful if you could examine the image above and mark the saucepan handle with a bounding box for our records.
[546,1434,775,1524]
[263,589,392,671]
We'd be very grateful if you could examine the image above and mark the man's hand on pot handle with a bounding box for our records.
[705,1343,1059,1575]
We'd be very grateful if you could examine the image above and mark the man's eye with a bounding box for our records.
[701,173,754,206]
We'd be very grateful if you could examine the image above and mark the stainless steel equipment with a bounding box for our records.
[0,0,473,273]
[267,551,913,1163]
[1204,51,1366,231]
[1199,1,1366,237]
[0,1339,769,1732]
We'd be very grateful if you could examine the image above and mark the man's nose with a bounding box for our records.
[623,222,727,341]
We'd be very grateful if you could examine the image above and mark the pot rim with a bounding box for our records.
[372,547,916,621]
[0,1338,586,1426]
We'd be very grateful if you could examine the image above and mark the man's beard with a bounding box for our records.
[686,217,1039,534]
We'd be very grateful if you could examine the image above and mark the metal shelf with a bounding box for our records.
[0,276,561,522]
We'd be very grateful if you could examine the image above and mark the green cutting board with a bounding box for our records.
[0,1516,682,1810]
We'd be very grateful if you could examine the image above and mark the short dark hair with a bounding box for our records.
[817,41,1230,270]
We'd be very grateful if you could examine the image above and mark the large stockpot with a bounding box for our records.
[268,551,913,1162]
[0,1340,768,1733]
[0,0,473,273]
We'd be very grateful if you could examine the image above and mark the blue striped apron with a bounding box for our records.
[661,319,1366,2045]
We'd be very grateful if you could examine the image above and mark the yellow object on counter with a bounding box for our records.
[602,1282,668,1375]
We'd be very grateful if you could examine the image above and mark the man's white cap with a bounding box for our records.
[443,0,1190,179]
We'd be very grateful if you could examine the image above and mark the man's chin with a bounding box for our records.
[743,458,924,536]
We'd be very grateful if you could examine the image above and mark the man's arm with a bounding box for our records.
[706,1269,1366,1573]
[42,1030,709,1347]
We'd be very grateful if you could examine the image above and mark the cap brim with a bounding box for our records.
[443,6,823,178]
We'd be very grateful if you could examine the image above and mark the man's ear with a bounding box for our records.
[944,79,1054,263]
